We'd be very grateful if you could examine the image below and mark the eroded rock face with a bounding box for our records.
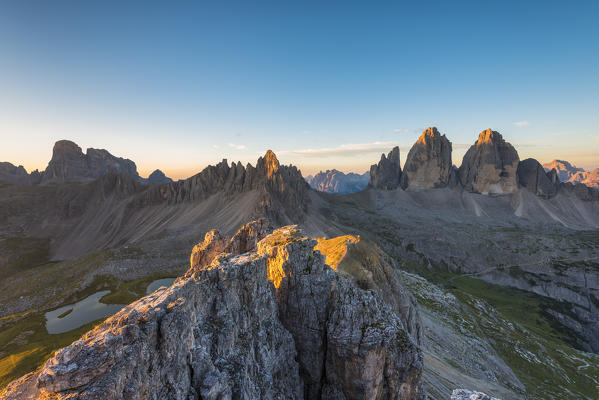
[42,140,141,184]
[400,127,453,191]
[2,223,422,400]
[139,150,310,225]
[517,158,558,198]
[257,226,423,399]
[458,130,520,195]
[370,146,402,190]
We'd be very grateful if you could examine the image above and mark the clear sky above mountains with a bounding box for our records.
[1,1,598,179]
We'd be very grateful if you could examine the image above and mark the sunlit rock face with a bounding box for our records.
[458,129,520,195]
[2,222,423,400]
[517,158,559,198]
[369,146,402,189]
[400,127,453,191]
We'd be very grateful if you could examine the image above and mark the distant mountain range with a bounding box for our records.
[0,140,172,186]
[543,159,599,189]
[305,170,369,194]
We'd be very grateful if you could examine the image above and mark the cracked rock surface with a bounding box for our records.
[1,223,422,400]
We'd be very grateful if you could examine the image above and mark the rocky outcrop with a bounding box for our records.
[315,236,423,346]
[458,129,519,195]
[42,140,141,184]
[450,389,500,400]
[1,223,423,400]
[369,146,402,190]
[146,169,172,185]
[400,127,453,191]
[189,218,272,272]
[308,170,369,194]
[516,158,559,198]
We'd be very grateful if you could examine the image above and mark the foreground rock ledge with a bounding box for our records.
[1,222,423,400]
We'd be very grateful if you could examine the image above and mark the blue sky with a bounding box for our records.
[1,1,598,178]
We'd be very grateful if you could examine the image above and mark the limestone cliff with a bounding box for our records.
[458,129,519,195]
[0,162,41,185]
[42,140,141,184]
[369,146,402,190]
[136,150,310,224]
[516,158,558,198]
[400,127,453,191]
[1,222,423,399]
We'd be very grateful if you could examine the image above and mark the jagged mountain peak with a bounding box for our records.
[475,128,504,145]
[417,126,443,144]
[459,129,520,195]
[401,127,454,191]
[369,146,401,189]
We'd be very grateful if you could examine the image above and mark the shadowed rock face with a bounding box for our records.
[146,169,172,185]
[42,140,140,184]
[369,146,402,190]
[400,127,453,191]
[459,129,520,195]
[0,162,41,185]
[517,158,558,198]
[137,150,310,225]
[1,223,423,400]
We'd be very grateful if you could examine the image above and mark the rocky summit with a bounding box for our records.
[458,129,520,195]
[516,158,559,198]
[1,221,423,400]
[400,127,454,191]
[146,169,173,185]
[369,146,402,190]
[42,140,141,184]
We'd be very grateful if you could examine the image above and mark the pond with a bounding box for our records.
[145,278,176,294]
[45,291,125,334]
[45,278,177,334]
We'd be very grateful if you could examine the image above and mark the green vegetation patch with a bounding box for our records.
[0,237,51,277]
